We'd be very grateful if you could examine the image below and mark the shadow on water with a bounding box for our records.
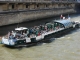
[3,38,55,49]
[54,28,80,38]
[3,42,43,50]
[43,37,55,43]
[3,45,23,50]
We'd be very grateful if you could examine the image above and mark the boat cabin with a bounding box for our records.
[15,27,29,38]
[53,19,73,28]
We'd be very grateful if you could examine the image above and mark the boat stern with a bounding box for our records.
[2,37,15,46]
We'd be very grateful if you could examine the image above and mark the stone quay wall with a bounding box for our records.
[0,8,76,26]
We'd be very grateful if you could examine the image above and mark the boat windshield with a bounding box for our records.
[14,27,29,37]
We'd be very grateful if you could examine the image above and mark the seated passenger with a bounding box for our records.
[9,33,14,39]
[11,31,16,37]
[13,37,17,42]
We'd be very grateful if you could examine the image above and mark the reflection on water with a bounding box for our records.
[0,14,80,60]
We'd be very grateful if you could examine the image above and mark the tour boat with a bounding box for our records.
[1,19,80,47]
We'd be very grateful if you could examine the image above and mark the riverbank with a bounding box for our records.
[0,8,76,26]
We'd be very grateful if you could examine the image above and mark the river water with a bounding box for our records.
[0,14,80,60]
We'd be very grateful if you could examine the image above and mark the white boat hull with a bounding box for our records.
[2,28,65,46]
[2,37,15,46]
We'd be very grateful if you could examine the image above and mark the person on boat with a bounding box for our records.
[9,32,14,39]
[35,26,40,36]
[63,17,65,19]
[11,31,16,38]
[12,37,17,43]
[22,30,27,37]
[8,31,11,39]
[21,29,29,37]
[46,23,52,31]
[30,33,36,38]
[45,25,48,31]
[7,31,16,42]
[39,25,43,34]
[15,31,22,38]
[60,14,63,19]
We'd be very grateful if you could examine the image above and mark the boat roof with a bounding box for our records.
[54,19,73,28]
[46,23,52,25]
[54,19,71,23]
[15,27,28,31]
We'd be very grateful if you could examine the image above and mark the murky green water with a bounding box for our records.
[0,14,80,60]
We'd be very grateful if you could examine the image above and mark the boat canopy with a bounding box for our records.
[54,19,73,28]
[15,27,28,31]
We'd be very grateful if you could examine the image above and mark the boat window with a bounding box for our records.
[59,23,61,27]
[54,23,57,27]
[16,31,22,34]
[62,25,64,28]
